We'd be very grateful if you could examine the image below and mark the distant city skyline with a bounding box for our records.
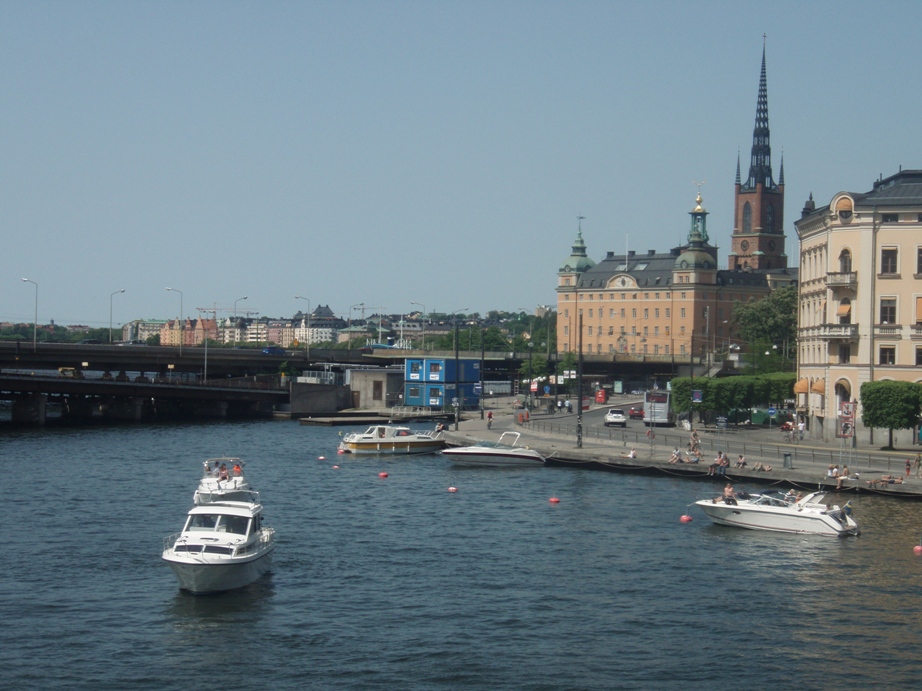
[3,2,920,326]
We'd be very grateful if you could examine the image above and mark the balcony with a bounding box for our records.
[875,324,902,338]
[912,325,922,340]
[820,323,859,340]
[826,271,857,287]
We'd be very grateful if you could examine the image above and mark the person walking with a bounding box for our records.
[487,410,493,429]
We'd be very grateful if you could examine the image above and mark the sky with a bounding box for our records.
[2,0,921,329]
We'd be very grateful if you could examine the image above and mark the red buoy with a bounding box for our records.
[337,449,345,455]
[913,545,922,556]
[549,496,560,504]
[680,514,693,523]
[378,472,388,478]
[448,486,458,493]
[318,456,325,460]
[332,465,339,469]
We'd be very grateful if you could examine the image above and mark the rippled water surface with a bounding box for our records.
[3,420,922,689]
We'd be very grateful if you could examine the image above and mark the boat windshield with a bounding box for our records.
[751,494,794,507]
[185,513,251,535]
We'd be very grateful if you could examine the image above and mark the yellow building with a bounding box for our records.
[795,169,922,443]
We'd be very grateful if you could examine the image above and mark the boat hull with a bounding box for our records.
[339,440,445,455]
[696,501,858,537]
[163,547,274,594]
[442,449,545,467]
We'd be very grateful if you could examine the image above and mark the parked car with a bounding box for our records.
[604,409,627,427]
[629,406,644,420]
[261,346,286,355]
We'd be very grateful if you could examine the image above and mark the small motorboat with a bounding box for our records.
[696,490,859,537]
[441,431,545,467]
[194,457,255,505]
[338,425,445,455]
[162,499,275,594]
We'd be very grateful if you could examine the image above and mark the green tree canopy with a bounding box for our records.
[733,286,798,362]
[860,380,922,449]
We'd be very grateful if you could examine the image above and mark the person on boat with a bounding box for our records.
[233,462,242,476]
[218,464,229,481]
[211,463,221,477]
[712,483,738,505]
[435,422,446,433]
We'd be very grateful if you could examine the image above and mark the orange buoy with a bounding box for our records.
[337,449,345,455]
[378,471,388,478]
[549,496,560,504]
[680,514,693,523]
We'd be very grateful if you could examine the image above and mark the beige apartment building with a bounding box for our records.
[795,169,922,443]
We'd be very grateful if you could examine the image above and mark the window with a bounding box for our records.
[665,327,670,336]
[620,326,626,334]
[563,326,568,335]
[717,308,724,319]
[665,308,670,318]
[588,326,593,336]
[589,309,593,318]
[620,308,625,318]
[840,249,852,273]
[882,213,898,223]
[839,345,850,364]
[680,344,686,354]
[643,309,649,319]
[665,345,670,354]
[632,309,637,318]
[880,346,896,365]
[587,344,593,354]
[681,292,686,299]
[917,248,922,275]
[881,248,898,274]
[655,308,660,318]
[408,386,420,398]
[654,326,659,336]
[564,309,569,318]
[654,345,659,354]
[681,308,686,318]
[917,347,922,367]
[643,326,648,336]
[609,309,614,318]
[608,326,613,335]
[680,326,685,335]
[880,298,896,324]
[743,202,752,233]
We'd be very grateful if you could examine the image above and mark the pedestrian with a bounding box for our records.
[797,419,805,441]
[915,453,922,478]
[487,410,493,429]
[906,458,912,477]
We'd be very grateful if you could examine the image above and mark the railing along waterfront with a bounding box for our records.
[524,418,911,472]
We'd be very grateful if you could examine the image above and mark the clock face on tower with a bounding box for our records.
[768,240,776,251]
[740,240,749,251]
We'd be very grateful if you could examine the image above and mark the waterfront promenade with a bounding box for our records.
[444,396,922,499]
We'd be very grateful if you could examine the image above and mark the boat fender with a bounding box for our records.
[517,413,524,424]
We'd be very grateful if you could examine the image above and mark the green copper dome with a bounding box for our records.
[560,228,595,273]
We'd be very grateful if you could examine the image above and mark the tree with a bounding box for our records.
[860,380,922,449]
[733,286,798,365]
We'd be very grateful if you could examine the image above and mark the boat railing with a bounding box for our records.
[163,532,182,552]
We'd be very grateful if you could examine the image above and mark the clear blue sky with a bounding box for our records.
[2,1,920,329]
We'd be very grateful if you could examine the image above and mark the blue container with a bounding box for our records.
[423,358,480,383]
[404,383,426,407]
[405,359,424,382]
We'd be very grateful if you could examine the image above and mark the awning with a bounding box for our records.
[794,378,809,394]
[811,379,826,394]
[836,303,851,316]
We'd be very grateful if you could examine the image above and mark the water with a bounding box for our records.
[3,420,922,689]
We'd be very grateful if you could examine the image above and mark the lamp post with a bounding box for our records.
[166,287,183,355]
[480,324,486,420]
[349,302,364,350]
[295,295,311,362]
[234,296,247,346]
[109,289,125,344]
[450,308,468,430]
[411,302,426,351]
[21,278,38,351]
[527,342,534,411]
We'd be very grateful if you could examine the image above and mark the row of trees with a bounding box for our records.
[669,373,797,418]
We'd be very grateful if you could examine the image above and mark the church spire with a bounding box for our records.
[744,37,775,191]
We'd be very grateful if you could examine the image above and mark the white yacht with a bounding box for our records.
[338,425,445,455]
[696,490,859,537]
[441,431,545,467]
[194,457,255,505]
[163,499,275,594]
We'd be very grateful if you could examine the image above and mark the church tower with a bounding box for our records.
[729,40,787,271]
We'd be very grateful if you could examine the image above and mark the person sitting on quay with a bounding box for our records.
[836,466,850,490]
[717,454,730,477]
[735,454,747,469]
[621,447,637,459]
[668,448,682,464]
[707,453,722,476]
[752,462,773,472]
[867,474,904,488]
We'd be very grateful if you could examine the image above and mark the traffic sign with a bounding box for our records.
[768,407,777,416]
[716,416,728,429]
[530,381,538,392]
[544,385,551,394]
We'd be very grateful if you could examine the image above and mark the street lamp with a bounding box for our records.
[234,296,247,346]
[21,278,37,351]
[109,289,125,344]
[349,302,364,350]
[450,308,468,430]
[411,301,426,350]
[295,295,311,362]
[166,287,183,355]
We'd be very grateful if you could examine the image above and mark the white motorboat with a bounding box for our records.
[338,425,445,455]
[194,457,255,505]
[163,499,275,594]
[696,490,859,537]
[441,431,545,467]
